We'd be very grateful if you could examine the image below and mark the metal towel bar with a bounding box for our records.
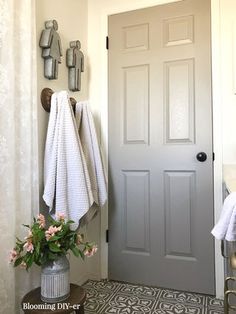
[223,246,236,313]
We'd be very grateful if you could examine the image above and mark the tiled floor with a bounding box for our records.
[83,280,224,314]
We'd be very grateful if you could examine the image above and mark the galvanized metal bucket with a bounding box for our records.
[41,255,70,303]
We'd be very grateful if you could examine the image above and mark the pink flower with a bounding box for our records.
[20,261,27,269]
[24,230,33,241]
[84,245,98,257]
[23,241,34,253]
[57,212,65,221]
[77,234,84,245]
[9,249,18,263]
[45,225,62,241]
[37,214,46,229]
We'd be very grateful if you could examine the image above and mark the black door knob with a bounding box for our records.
[196,152,207,162]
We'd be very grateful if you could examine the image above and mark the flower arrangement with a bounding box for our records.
[9,213,97,270]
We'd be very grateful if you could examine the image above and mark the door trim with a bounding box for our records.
[211,0,224,298]
[88,0,224,298]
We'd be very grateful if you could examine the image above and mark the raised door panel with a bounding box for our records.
[122,65,149,145]
[123,23,149,52]
[122,170,150,254]
[164,59,195,144]
[164,171,196,260]
[163,15,194,47]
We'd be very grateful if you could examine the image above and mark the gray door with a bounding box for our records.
[108,0,214,294]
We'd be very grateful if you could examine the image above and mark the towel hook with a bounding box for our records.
[41,88,77,113]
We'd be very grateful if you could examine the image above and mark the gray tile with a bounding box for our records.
[83,280,223,314]
[99,293,156,313]
[159,289,206,306]
[84,280,121,293]
[206,309,224,314]
[154,300,204,314]
[205,296,224,308]
[118,283,161,299]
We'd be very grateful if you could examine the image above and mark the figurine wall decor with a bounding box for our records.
[39,20,62,80]
[66,40,84,91]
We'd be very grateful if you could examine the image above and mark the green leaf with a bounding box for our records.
[14,257,23,267]
[49,242,62,253]
[16,237,23,243]
[34,260,42,266]
[48,251,57,260]
[27,254,34,268]
[47,216,54,225]
[48,235,60,242]
[78,250,85,260]
[22,224,30,228]
[71,246,80,257]
[36,243,40,254]
[34,243,41,262]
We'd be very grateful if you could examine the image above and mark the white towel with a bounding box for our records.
[211,192,236,241]
[75,101,107,224]
[43,91,94,229]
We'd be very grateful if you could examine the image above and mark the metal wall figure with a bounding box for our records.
[39,20,62,80]
[66,40,84,91]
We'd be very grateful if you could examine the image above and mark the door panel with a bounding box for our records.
[164,58,195,143]
[108,0,214,294]
[123,65,149,144]
[164,170,196,258]
[122,170,150,254]
[163,15,194,47]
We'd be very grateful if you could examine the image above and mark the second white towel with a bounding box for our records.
[211,192,236,241]
[76,101,107,224]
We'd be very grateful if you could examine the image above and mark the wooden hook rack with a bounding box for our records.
[41,88,77,112]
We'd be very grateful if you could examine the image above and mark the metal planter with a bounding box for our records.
[41,255,70,303]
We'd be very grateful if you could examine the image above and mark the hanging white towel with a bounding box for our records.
[211,192,236,241]
[43,91,94,229]
[75,101,107,224]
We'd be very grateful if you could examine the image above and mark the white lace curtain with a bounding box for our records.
[0,0,39,312]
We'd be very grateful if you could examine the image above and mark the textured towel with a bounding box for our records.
[43,91,94,229]
[211,192,236,241]
[75,101,107,224]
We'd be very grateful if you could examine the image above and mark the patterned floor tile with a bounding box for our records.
[205,296,224,313]
[84,280,121,293]
[85,289,113,313]
[205,296,224,308]
[154,300,204,314]
[159,289,206,306]
[83,280,224,314]
[205,309,224,314]
[118,283,161,299]
[99,293,156,313]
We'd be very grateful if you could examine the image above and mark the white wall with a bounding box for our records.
[220,0,236,165]
[211,0,236,295]
[35,0,100,285]
[87,0,225,298]
[211,0,224,299]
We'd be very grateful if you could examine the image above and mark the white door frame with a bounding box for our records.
[90,0,223,298]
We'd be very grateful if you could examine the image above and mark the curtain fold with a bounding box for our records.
[0,0,38,312]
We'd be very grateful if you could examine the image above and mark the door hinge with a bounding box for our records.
[106,229,109,243]
[213,152,215,161]
[106,36,109,50]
